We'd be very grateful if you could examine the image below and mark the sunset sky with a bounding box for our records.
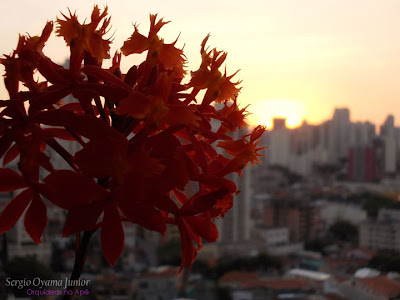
[1,0,399,129]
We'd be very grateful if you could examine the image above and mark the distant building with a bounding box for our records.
[288,151,314,176]
[216,127,253,253]
[359,209,400,252]
[134,266,180,300]
[349,122,375,147]
[264,199,324,242]
[317,200,367,228]
[273,118,287,131]
[342,276,400,300]
[219,271,312,300]
[268,118,290,167]
[329,108,351,161]
[380,115,395,138]
[92,272,134,299]
[250,225,303,256]
[255,107,400,179]
[291,121,315,154]
[286,268,336,295]
[382,136,397,174]
[348,146,379,182]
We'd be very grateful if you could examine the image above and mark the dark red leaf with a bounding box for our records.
[199,176,237,193]
[37,56,68,84]
[181,149,200,180]
[172,189,188,205]
[147,131,181,157]
[3,144,19,166]
[63,202,104,237]
[0,133,13,159]
[37,151,54,172]
[184,215,218,242]
[0,188,32,234]
[152,194,179,215]
[60,102,85,114]
[59,103,99,116]
[67,114,126,141]
[157,152,190,192]
[0,100,9,108]
[178,221,197,272]
[31,109,76,126]
[43,128,75,141]
[24,193,47,243]
[28,85,70,112]
[179,189,228,216]
[101,203,124,266]
[118,200,166,234]
[187,129,208,173]
[80,83,129,102]
[0,168,27,192]
[42,170,108,209]
[82,65,132,93]
[124,65,138,87]
[74,137,127,178]
[182,218,202,250]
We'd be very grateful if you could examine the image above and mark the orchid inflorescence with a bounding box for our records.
[0,6,266,270]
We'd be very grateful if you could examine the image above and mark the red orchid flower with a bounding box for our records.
[187,35,241,108]
[56,5,111,74]
[0,6,266,274]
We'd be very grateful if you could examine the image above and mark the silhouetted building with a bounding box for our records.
[381,115,395,137]
[329,108,351,161]
[360,209,400,252]
[273,117,287,130]
[264,199,324,242]
[269,118,290,167]
[217,127,253,246]
[348,146,379,182]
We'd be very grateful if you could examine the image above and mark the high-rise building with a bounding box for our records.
[383,136,397,174]
[360,209,400,252]
[273,118,287,130]
[348,146,379,182]
[349,122,375,147]
[216,127,253,255]
[268,118,290,167]
[291,121,315,155]
[264,199,324,242]
[217,166,252,243]
[379,115,397,174]
[329,108,351,161]
[380,115,395,137]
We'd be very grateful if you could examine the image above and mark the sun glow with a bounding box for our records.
[247,99,306,129]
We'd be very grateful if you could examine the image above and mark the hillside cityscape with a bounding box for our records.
[3,107,400,299]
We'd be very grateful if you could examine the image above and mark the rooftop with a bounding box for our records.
[287,268,331,281]
[219,271,259,284]
[220,271,310,291]
[262,278,309,290]
[141,266,179,278]
[358,276,400,298]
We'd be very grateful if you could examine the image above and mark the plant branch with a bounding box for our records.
[63,229,96,300]
[94,95,109,124]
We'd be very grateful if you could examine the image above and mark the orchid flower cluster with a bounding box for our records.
[0,6,265,270]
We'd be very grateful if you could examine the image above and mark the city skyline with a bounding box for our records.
[1,1,400,129]
[263,106,394,133]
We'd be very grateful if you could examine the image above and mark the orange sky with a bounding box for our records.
[1,0,400,129]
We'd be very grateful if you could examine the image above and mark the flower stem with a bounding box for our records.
[63,229,95,300]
